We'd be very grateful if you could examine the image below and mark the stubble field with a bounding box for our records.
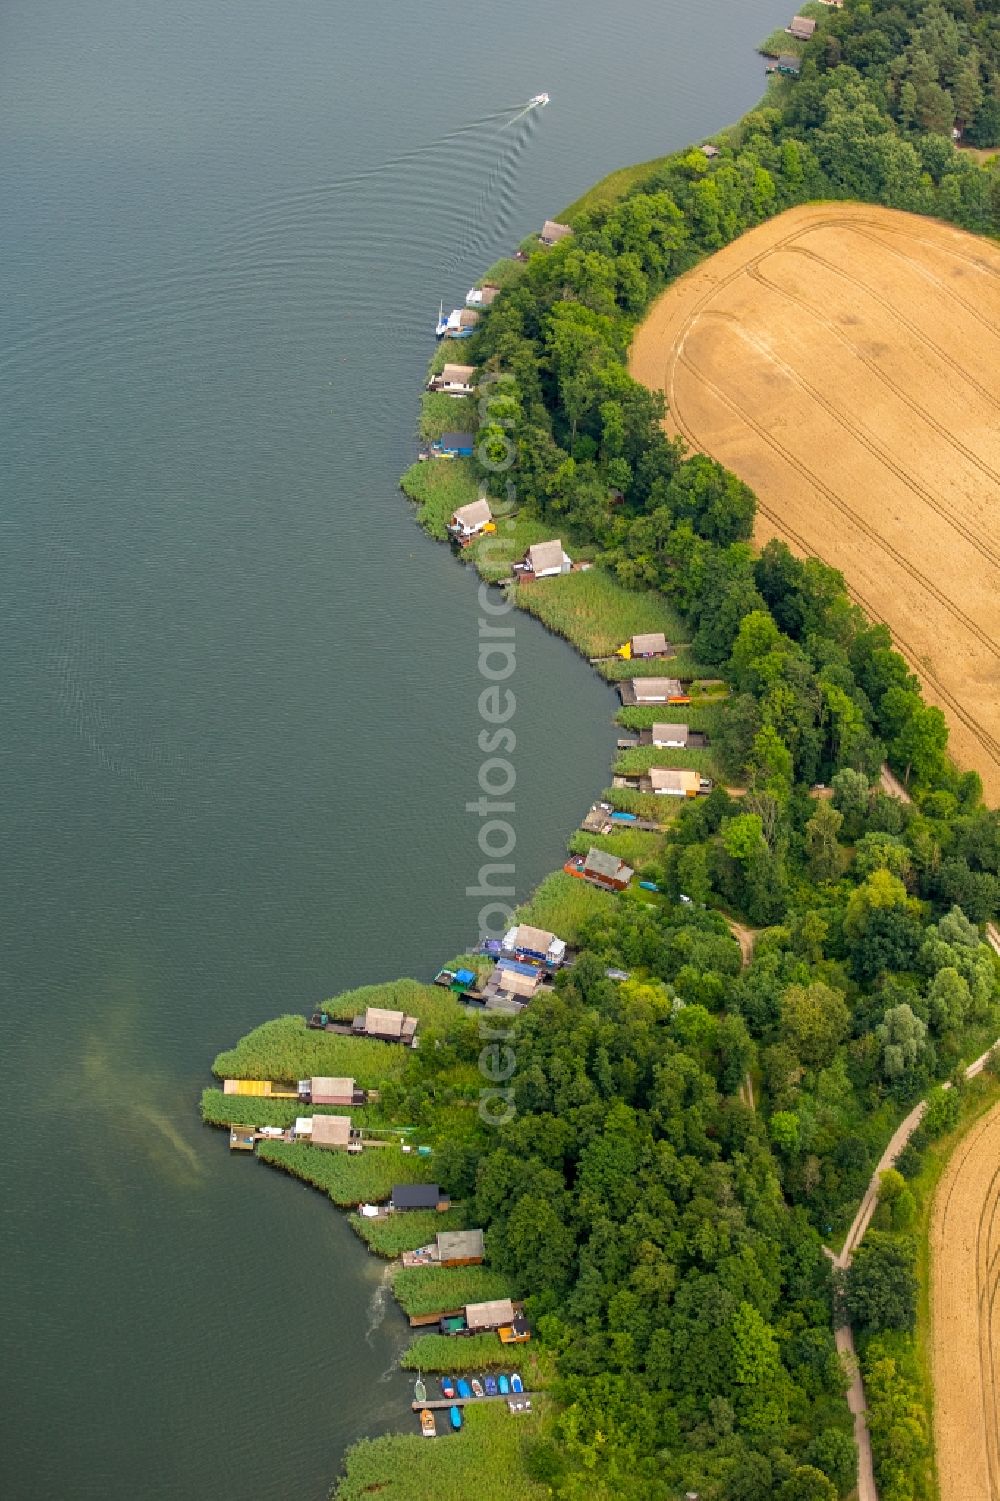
[930,1100,1000,1501]
[629,203,1000,801]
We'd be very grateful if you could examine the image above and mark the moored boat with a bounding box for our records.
[450,1404,462,1430]
[441,1376,456,1399]
[456,1378,472,1400]
[510,1372,523,1394]
[420,1408,436,1438]
[471,1378,485,1398]
[497,1373,510,1395]
[484,1375,497,1396]
[414,1376,427,1404]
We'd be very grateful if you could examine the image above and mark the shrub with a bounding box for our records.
[845,1233,917,1335]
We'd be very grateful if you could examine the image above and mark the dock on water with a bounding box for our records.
[411,1394,532,1410]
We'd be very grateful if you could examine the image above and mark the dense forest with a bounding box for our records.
[394,3,1000,1498]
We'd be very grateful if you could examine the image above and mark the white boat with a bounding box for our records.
[529,93,550,107]
[434,300,449,338]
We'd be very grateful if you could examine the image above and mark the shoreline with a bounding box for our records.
[204,9,1000,1493]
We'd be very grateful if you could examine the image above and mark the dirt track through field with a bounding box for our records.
[931,1101,1000,1501]
[629,204,1000,802]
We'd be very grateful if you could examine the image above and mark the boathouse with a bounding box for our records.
[787,15,816,40]
[649,768,703,798]
[466,1298,516,1332]
[700,143,720,159]
[517,539,572,578]
[621,676,686,705]
[390,1183,451,1212]
[442,307,480,338]
[628,631,670,659]
[436,1229,485,1267]
[582,846,634,893]
[539,220,573,246]
[434,431,476,458]
[499,923,567,968]
[769,53,803,74]
[465,284,499,308]
[648,723,707,749]
[354,1006,419,1046]
[304,1076,357,1107]
[481,963,544,1010]
[430,363,476,396]
[309,1114,354,1151]
[448,497,493,542]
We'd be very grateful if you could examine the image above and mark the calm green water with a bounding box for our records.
[0,2,792,1496]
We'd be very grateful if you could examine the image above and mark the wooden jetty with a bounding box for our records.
[411,1394,532,1410]
[409,1306,465,1328]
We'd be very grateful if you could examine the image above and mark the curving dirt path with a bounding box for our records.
[629,203,1000,802]
[724,915,757,969]
[931,1101,1000,1501]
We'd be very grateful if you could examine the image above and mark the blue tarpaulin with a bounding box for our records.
[496,957,541,977]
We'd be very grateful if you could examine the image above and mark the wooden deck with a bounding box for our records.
[411,1394,531,1410]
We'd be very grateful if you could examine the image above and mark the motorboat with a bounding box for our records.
[529,93,550,107]
[419,1409,436,1438]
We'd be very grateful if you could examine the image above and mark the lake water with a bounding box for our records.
[0,2,793,1496]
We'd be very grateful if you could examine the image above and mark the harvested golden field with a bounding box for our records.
[629,204,1000,801]
[930,1100,1000,1501]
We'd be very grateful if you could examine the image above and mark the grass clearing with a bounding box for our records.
[758,28,806,58]
[257,1139,435,1207]
[348,1206,469,1258]
[561,156,679,220]
[333,1399,551,1501]
[511,566,685,658]
[476,257,527,291]
[401,458,479,539]
[420,391,479,443]
[392,1264,514,1317]
[614,743,720,780]
[514,869,617,944]
[596,652,721,682]
[466,511,593,584]
[201,1090,383,1131]
[602,785,676,823]
[211,1014,411,1090]
[401,1333,540,1374]
[567,826,663,868]
[616,701,724,734]
[318,978,464,1034]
